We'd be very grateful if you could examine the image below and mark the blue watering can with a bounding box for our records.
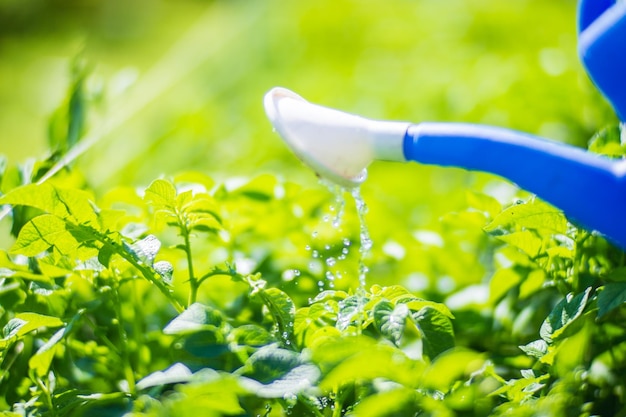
[264,0,626,249]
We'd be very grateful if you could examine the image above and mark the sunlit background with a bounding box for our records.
[0,0,618,287]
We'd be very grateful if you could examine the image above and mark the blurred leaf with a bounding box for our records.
[319,343,423,390]
[136,363,193,390]
[597,283,626,318]
[467,191,502,219]
[4,312,64,340]
[348,388,418,417]
[588,124,625,157]
[489,268,522,304]
[230,324,275,347]
[413,307,455,360]
[422,349,485,392]
[164,303,223,335]
[496,230,543,258]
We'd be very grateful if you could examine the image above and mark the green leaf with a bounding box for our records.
[319,343,423,390]
[0,183,97,225]
[519,339,548,359]
[484,199,567,234]
[154,260,174,285]
[124,234,161,266]
[588,124,626,157]
[136,363,193,390]
[489,268,522,304]
[421,349,485,391]
[29,326,67,378]
[170,372,246,415]
[496,230,543,258]
[540,287,592,343]
[466,191,502,219]
[413,307,455,359]
[239,344,320,397]
[10,214,77,256]
[230,324,275,347]
[4,312,64,339]
[373,300,409,346]
[598,282,626,318]
[349,388,418,417]
[257,287,296,345]
[239,364,320,398]
[336,294,368,331]
[144,179,177,208]
[164,303,223,335]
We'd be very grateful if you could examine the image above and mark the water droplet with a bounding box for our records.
[343,238,351,246]
[326,257,336,267]
[324,244,331,251]
[323,214,330,222]
[305,244,311,251]
[312,250,319,258]
[342,247,349,255]
[312,231,318,238]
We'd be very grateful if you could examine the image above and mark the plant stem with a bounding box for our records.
[182,228,197,307]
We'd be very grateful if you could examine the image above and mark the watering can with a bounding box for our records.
[264,0,626,249]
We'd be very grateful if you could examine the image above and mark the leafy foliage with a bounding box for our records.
[1,59,626,417]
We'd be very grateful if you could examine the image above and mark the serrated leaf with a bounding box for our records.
[598,283,626,318]
[373,300,409,346]
[484,199,567,234]
[540,287,592,343]
[164,303,223,335]
[413,307,455,359]
[136,363,193,390]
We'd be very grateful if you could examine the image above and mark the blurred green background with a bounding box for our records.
[0,0,618,285]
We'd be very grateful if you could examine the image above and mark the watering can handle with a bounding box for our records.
[578,0,626,121]
[404,123,626,248]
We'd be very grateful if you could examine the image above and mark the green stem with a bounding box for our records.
[112,283,136,395]
[182,228,197,307]
[35,377,56,417]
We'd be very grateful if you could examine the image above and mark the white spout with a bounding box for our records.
[264,87,409,188]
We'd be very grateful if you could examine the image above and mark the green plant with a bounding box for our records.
[2,68,626,417]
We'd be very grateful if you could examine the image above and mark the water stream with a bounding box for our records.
[314,178,372,293]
